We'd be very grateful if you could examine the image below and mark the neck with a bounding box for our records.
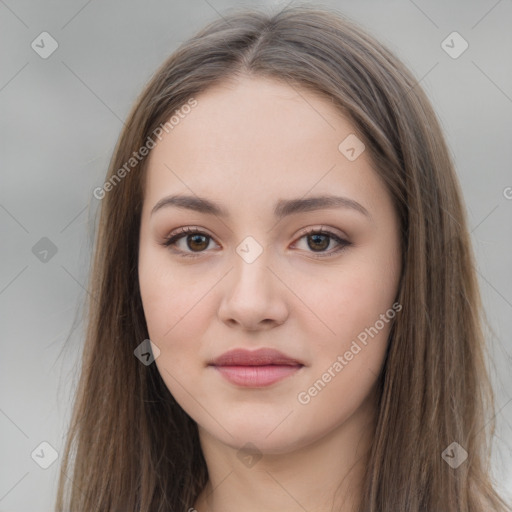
[193,393,376,512]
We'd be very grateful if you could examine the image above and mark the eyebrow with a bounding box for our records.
[150,194,371,220]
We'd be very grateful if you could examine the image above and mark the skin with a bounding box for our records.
[138,75,402,512]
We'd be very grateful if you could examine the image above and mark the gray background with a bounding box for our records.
[1,0,511,510]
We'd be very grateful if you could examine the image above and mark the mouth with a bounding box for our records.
[208,348,305,387]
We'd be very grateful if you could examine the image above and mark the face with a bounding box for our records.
[138,75,402,455]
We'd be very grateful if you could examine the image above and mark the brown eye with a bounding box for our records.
[162,226,351,259]
[186,233,209,252]
[306,233,330,251]
[163,227,216,258]
[294,228,351,259]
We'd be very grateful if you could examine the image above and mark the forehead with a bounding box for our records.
[150,75,354,160]
[143,75,383,215]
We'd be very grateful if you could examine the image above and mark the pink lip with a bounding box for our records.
[209,348,304,387]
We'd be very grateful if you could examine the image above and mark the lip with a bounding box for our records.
[209,348,304,387]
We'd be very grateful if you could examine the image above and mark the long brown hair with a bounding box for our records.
[55,3,511,511]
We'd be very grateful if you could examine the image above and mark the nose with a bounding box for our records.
[217,247,289,332]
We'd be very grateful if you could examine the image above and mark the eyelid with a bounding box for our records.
[295,224,348,242]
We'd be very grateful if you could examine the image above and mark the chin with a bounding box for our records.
[200,419,309,456]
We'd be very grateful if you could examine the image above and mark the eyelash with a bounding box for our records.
[162,226,351,259]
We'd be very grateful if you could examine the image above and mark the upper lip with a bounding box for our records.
[209,348,303,367]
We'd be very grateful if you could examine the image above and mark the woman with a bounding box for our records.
[55,4,512,511]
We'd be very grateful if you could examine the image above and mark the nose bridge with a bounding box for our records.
[218,234,288,329]
[231,233,273,297]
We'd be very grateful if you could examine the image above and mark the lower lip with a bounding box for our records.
[211,364,302,387]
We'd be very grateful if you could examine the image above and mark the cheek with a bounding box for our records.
[138,247,220,378]
[294,250,399,386]
[300,260,398,337]
[293,271,396,427]
[139,260,210,401]
[138,246,207,341]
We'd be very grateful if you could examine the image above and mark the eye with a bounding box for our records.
[161,226,351,259]
[293,226,351,259]
[162,227,218,258]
